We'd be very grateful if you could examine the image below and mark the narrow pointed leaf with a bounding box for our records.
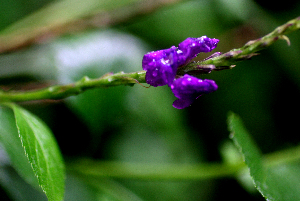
[9,104,65,201]
[227,112,264,186]
[228,112,300,201]
[0,105,39,188]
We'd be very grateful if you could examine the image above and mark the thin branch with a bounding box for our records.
[0,71,146,102]
[177,16,300,75]
[68,159,245,180]
[0,16,299,103]
[67,144,300,180]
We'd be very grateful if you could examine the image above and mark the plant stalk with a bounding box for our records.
[0,16,300,102]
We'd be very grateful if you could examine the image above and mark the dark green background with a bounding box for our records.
[0,0,300,200]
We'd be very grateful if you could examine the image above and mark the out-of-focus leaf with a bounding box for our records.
[0,0,53,31]
[63,174,99,201]
[228,112,300,201]
[104,80,212,201]
[0,106,39,188]
[0,0,140,52]
[9,103,65,201]
[53,30,144,139]
[220,140,243,166]
[125,1,223,48]
[77,176,143,201]
[64,173,144,201]
[214,0,257,22]
[0,165,47,201]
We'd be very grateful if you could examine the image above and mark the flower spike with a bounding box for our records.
[142,36,219,108]
[142,36,219,87]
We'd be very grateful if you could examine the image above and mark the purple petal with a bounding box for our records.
[142,36,220,88]
[178,36,219,65]
[142,46,179,87]
[170,74,218,109]
[142,50,165,71]
[172,98,195,109]
[170,74,218,99]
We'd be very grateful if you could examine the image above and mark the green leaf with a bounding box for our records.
[227,112,264,184]
[9,103,65,201]
[0,105,39,189]
[228,112,300,201]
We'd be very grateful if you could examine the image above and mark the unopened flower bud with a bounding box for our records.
[170,74,218,109]
[177,36,219,65]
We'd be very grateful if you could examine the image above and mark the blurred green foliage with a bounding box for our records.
[0,0,300,200]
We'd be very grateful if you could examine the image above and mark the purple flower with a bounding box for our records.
[142,36,219,109]
[142,36,219,87]
[170,74,218,109]
[177,36,219,66]
[142,46,178,87]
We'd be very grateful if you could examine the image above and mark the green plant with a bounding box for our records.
[0,1,300,200]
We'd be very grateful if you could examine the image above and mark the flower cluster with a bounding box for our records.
[142,36,219,109]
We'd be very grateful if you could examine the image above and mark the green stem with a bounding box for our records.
[0,71,146,102]
[177,16,300,75]
[263,144,300,168]
[68,160,245,180]
[0,16,300,102]
[68,145,300,180]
